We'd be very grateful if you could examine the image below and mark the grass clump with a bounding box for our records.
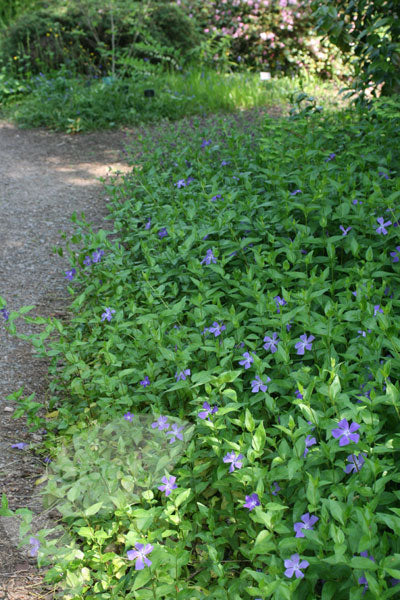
[2,96,400,599]
[0,67,341,132]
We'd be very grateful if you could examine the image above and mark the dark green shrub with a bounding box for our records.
[311,0,400,100]
[0,1,199,76]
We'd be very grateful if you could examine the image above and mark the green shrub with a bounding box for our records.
[0,1,199,76]
[311,0,400,100]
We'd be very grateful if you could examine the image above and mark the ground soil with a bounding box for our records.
[0,107,280,599]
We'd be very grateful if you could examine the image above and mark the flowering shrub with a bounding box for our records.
[178,0,348,78]
[3,97,400,597]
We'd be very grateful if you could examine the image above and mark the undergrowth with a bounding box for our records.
[2,95,400,599]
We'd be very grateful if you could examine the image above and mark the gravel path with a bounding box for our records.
[0,121,132,599]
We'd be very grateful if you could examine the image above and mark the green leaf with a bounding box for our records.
[84,501,104,516]
[174,489,191,507]
[252,422,266,452]
[245,409,255,433]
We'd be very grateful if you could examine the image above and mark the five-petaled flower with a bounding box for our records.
[221,160,230,166]
[201,249,217,265]
[345,453,366,474]
[29,537,40,557]
[223,451,244,472]
[390,246,400,262]
[208,322,226,337]
[274,295,287,313]
[211,194,222,201]
[376,217,391,235]
[151,415,169,431]
[101,307,115,322]
[251,375,270,393]
[175,179,187,188]
[158,227,168,238]
[127,543,153,570]
[175,369,191,381]
[158,475,178,496]
[83,255,92,266]
[239,352,254,369]
[290,189,301,195]
[271,481,280,496]
[244,493,260,511]
[295,389,303,399]
[325,153,336,162]
[373,304,383,316]
[340,225,352,236]
[140,375,150,387]
[263,332,279,353]
[295,334,315,355]
[294,513,319,537]
[198,401,218,420]
[201,139,211,148]
[92,248,104,263]
[0,307,10,321]
[303,435,316,457]
[166,424,184,443]
[284,553,309,579]
[65,268,76,281]
[124,412,134,422]
[331,418,360,446]
[145,218,151,229]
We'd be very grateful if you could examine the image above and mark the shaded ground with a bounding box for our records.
[0,106,279,599]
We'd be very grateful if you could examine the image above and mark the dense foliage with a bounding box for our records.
[2,96,400,599]
[178,0,347,78]
[311,0,400,99]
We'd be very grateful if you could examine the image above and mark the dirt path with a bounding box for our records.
[0,122,133,599]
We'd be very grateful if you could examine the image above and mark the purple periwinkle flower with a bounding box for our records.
[251,375,270,393]
[378,171,389,179]
[239,352,254,369]
[373,304,383,316]
[325,153,336,162]
[223,451,244,472]
[303,435,316,457]
[358,575,368,593]
[151,415,169,431]
[286,321,293,331]
[290,189,301,195]
[271,481,280,496]
[140,375,150,387]
[376,217,391,235]
[158,227,168,238]
[331,418,360,446]
[263,332,279,353]
[345,453,366,473]
[273,295,287,313]
[390,246,400,262]
[11,442,28,450]
[221,160,230,166]
[92,248,104,263]
[101,307,115,322]
[29,537,40,557]
[124,411,134,422]
[0,308,10,321]
[295,389,303,399]
[198,401,218,420]
[294,513,319,537]
[244,493,260,511]
[127,543,153,570]
[201,249,217,265]
[201,139,211,148]
[83,255,92,266]
[158,475,177,496]
[175,369,191,381]
[295,334,315,355]
[208,321,226,337]
[284,553,309,579]
[340,225,352,236]
[65,268,76,281]
[44,457,51,463]
[166,424,184,443]
[145,218,151,229]
[175,179,186,188]
[211,194,222,201]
